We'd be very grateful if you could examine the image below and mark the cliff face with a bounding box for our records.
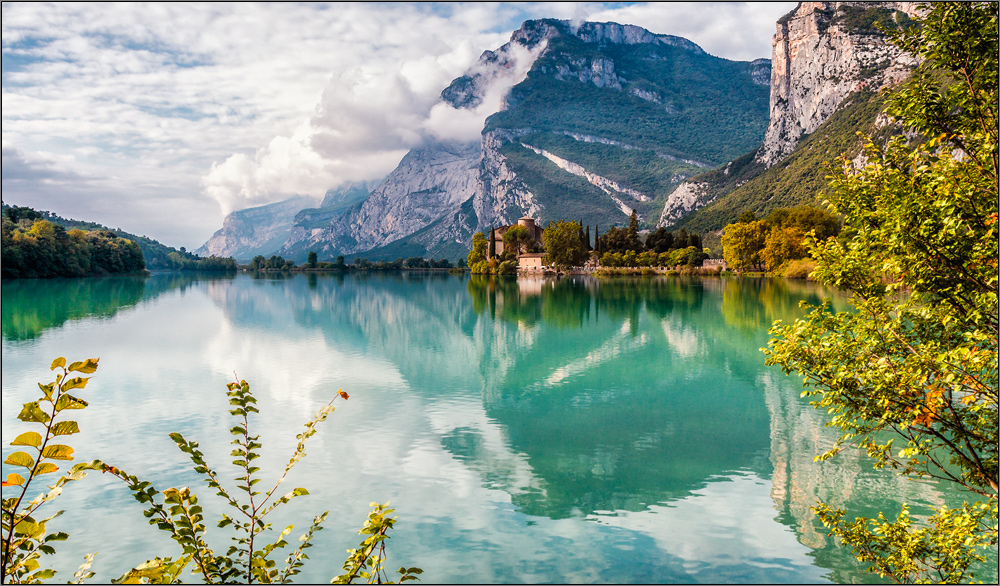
[756,1,919,166]
[195,195,318,261]
[656,1,920,229]
[202,18,772,260]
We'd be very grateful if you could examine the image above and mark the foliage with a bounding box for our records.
[502,225,532,257]
[3,361,421,584]
[781,258,817,280]
[2,217,145,279]
[599,247,705,269]
[1,204,234,272]
[677,88,894,232]
[721,220,766,273]
[542,221,589,269]
[2,357,103,583]
[249,255,295,271]
[467,232,487,268]
[333,503,422,584]
[763,205,841,240]
[764,3,998,582]
[761,227,808,273]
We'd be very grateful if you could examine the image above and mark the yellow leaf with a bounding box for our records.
[50,357,66,370]
[2,473,25,487]
[41,444,75,461]
[35,463,59,475]
[11,431,43,447]
[4,451,35,469]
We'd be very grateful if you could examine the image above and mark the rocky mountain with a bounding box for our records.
[657,1,920,230]
[202,3,920,261]
[195,195,319,261]
[205,18,772,262]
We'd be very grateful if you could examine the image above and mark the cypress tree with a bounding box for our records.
[585,225,591,250]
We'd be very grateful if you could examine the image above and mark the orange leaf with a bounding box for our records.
[338,390,349,400]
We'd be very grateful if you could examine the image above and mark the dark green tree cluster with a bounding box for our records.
[542,220,589,270]
[2,213,145,278]
[404,257,453,269]
[249,255,296,271]
[595,210,706,268]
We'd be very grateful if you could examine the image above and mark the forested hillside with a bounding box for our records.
[2,206,145,278]
[2,205,237,276]
[674,89,894,232]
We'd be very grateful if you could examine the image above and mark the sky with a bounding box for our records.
[1,2,796,249]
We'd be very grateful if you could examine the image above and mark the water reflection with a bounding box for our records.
[2,272,980,583]
[1,273,236,342]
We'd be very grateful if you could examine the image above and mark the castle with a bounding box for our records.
[487,217,544,259]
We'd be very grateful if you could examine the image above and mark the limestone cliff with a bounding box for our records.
[657,1,920,229]
[757,1,919,166]
[194,195,318,261]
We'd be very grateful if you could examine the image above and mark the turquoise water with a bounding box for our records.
[0,273,978,583]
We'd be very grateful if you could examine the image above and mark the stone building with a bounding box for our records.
[487,217,544,259]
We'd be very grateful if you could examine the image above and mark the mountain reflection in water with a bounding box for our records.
[3,272,980,584]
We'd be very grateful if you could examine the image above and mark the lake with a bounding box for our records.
[0,272,972,583]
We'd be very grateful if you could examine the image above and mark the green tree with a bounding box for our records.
[306,251,318,269]
[645,227,673,253]
[764,3,998,582]
[543,220,588,270]
[721,220,766,273]
[502,225,531,257]
[468,233,487,267]
[626,210,642,252]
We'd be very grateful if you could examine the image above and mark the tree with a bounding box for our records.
[764,4,998,583]
[760,226,808,273]
[597,226,630,255]
[543,220,588,270]
[468,232,487,267]
[764,205,841,240]
[736,209,757,224]
[488,228,496,259]
[645,227,673,253]
[306,251,318,269]
[721,220,766,273]
[626,210,642,252]
[502,225,531,257]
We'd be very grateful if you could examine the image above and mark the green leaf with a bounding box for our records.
[67,358,99,374]
[18,401,51,423]
[5,451,35,469]
[41,444,75,460]
[51,421,81,436]
[50,357,66,370]
[11,431,43,447]
[14,518,43,538]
